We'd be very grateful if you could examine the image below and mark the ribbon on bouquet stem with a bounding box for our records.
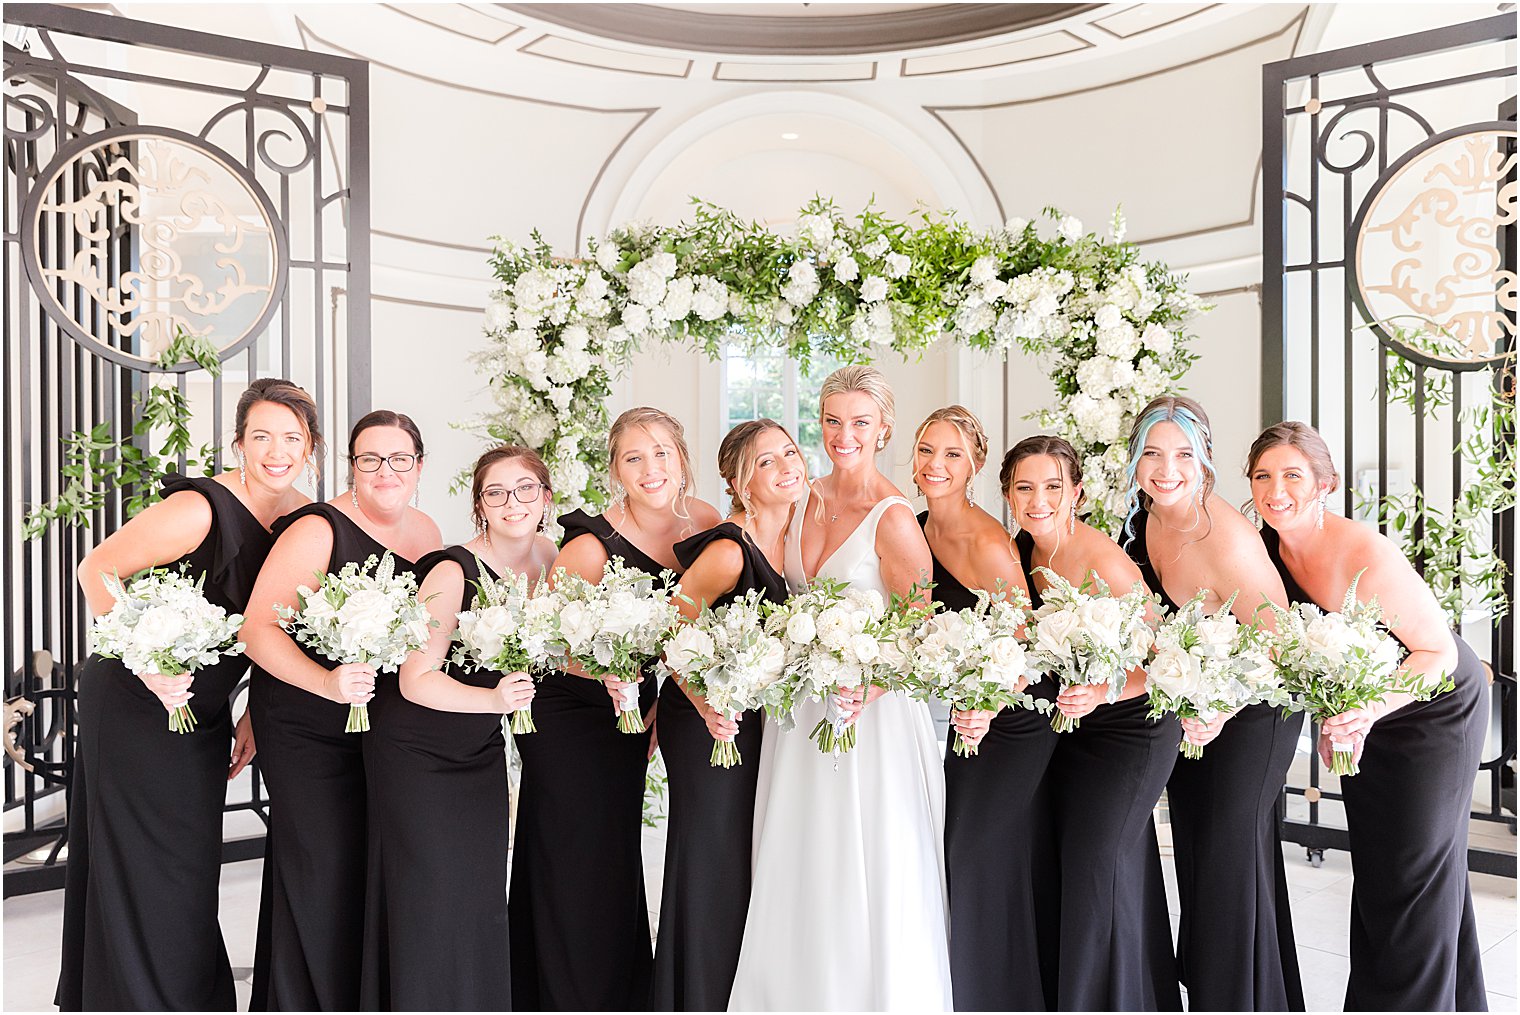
[613,679,645,734]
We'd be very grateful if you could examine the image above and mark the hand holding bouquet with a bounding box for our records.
[1264,569,1447,776]
[1025,567,1155,733]
[452,562,552,733]
[1146,591,1287,759]
[661,589,787,766]
[765,579,912,756]
[906,588,1052,757]
[275,551,435,733]
[541,558,682,733]
[90,565,245,734]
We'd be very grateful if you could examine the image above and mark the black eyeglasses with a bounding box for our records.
[481,482,547,507]
[352,453,418,473]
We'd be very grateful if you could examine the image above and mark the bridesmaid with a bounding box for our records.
[510,406,721,1011]
[912,406,1058,1012]
[652,419,805,1011]
[1249,421,1488,1012]
[1004,435,1182,1011]
[360,445,556,1010]
[56,379,319,1011]
[244,410,441,1011]
[1120,395,1304,1011]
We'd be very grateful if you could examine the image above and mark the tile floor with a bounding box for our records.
[5,817,1512,1013]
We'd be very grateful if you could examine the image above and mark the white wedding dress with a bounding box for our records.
[727,496,952,1012]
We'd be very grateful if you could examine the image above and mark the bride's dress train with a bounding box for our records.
[727,496,952,1012]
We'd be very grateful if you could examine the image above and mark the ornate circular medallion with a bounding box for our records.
[19,125,288,370]
[1349,123,1516,371]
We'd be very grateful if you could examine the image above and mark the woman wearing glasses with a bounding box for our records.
[360,445,556,1010]
[244,411,442,1011]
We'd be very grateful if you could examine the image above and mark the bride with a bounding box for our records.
[727,365,953,1011]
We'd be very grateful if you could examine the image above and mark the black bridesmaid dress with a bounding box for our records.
[1023,529,1183,1011]
[56,475,269,1012]
[931,514,1060,1012]
[360,546,512,1011]
[1123,510,1305,1011]
[249,502,416,1011]
[509,509,659,1011]
[650,522,788,1011]
[1262,525,1488,1012]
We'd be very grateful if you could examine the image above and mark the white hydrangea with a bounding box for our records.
[662,276,694,321]
[1141,323,1176,355]
[547,386,573,413]
[1005,217,1029,235]
[549,347,593,385]
[862,237,890,259]
[1135,355,1171,399]
[867,303,895,345]
[519,410,557,448]
[970,255,1000,286]
[954,301,996,337]
[691,276,729,321]
[1094,304,1123,331]
[885,252,911,279]
[484,300,512,333]
[560,324,590,353]
[551,457,589,499]
[797,213,834,251]
[626,257,668,308]
[781,260,820,307]
[860,275,888,303]
[1096,322,1141,360]
[512,268,556,317]
[1077,357,1116,395]
[621,303,650,335]
[981,278,1009,304]
[594,240,620,273]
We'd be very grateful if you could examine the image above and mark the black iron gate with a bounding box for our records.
[2,4,370,895]
[1262,14,1516,877]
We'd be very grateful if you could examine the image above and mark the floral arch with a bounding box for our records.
[473,200,1206,533]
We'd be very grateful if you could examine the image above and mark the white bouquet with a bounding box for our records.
[275,551,435,733]
[765,579,914,756]
[660,589,787,767]
[90,565,245,734]
[1025,567,1156,733]
[539,558,682,733]
[451,562,552,734]
[905,588,1053,757]
[1263,569,1446,776]
[1146,592,1288,759]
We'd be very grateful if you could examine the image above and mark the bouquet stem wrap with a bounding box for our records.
[346,702,370,734]
[809,693,858,756]
[1328,737,1358,776]
[614,679,645,734]
[711,709,741,768]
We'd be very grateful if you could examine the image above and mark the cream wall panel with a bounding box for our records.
[931,25,1300,242]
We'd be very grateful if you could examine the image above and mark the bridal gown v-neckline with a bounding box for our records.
[727,495,952,1012]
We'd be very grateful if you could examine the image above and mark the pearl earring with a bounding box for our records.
[876,434,886,451]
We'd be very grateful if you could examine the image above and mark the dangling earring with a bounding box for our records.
[304,458,319,491]
[482,523,492,549]
[1316,493,1327,530]
[966,474,975,504]
[412,487,420,509]
[351,488,360,510]
[237,449,248,487]
[1068,506,1076,535]
[876,434,886,451]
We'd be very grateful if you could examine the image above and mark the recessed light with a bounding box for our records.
[780,132,799,141]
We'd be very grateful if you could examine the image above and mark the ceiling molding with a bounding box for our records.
[498,3,1102,56]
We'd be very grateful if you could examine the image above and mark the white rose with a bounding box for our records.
[461,607,511,661]
[594,241,620,273]
[1034,609,1082,660]
[885,252,912,279]
[132,605,189,652]
[1058,215,1084,241]
[833,255,860,283]
[985,636,1026,677]
[296,588,335,624]
[1141,323,1175,355]
[857,274,887,304]
[664,626,716,673]
[1149,645,1202,699]
[849,632,880,665]
[1303,614,1356,665]
[337,588,394,632]
[1094,304,1123,331]
[970,255,999,286]
[785,612,816,646]
[484,301,512,332]
[1077,597,1125,648]
[557,600,597,651]
[1194,617,1238,660]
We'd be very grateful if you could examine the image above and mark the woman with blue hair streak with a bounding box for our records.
[1120,395,1305,1011]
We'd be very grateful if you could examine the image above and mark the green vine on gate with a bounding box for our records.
[22,330,224,540]
[1355,319,1516,626]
